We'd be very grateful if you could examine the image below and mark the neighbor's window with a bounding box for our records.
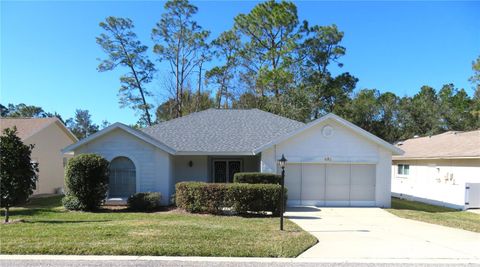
[397,164,410,175]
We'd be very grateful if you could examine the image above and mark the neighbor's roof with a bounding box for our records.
[141,109,305,154]
[393,130,480,160]
[0,117,69,140]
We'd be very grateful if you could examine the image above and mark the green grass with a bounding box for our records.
[386,197,480,233]
[0,195,317,257]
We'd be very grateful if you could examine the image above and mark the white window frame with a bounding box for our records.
[397,164,410,176]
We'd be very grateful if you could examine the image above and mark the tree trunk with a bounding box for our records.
[4,207,9,223]
[117,39,152,126]
[196,62,203,112]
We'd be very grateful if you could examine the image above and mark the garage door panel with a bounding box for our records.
[285,164,301,202]
[301,164,326,202]
[326,165,350,201]
[350,165,376,201]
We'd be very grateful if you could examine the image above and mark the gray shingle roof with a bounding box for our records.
[141,109,305,153]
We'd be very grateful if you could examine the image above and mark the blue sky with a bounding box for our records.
[2,1,479,125]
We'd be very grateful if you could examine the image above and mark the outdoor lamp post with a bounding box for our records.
[278,154,287,231]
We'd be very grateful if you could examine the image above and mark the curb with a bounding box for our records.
[1,255,480,264]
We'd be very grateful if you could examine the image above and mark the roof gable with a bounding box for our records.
[254,113,404,155]
[62,123,176,154]
[0,117,77,142]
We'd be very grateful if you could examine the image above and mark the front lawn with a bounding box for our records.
[386,197,480,233]
[0,195,317,257]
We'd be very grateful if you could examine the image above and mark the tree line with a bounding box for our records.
[3,0,479,143]
[95,0,480,143]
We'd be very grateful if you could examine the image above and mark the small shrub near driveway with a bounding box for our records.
[176,182,287,215]
[233,172,281,184]
[127,192,161,211]
[63,154,109,211]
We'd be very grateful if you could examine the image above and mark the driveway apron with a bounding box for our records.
[286,207,480,260]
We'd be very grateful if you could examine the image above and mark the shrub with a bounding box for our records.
[127,192,161,211]
[227,183,287,216]
[64,154,109,211]
[176,182,227,214]
[175,182,287,216]
[62,194,86,211]
[233,172,281,184]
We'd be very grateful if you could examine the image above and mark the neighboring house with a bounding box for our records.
[0,117,78,195]
[392,130,480,210]
[63,109,402,207]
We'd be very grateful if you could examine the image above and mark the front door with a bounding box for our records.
[213,160,242,183]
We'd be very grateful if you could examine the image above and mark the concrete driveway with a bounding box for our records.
[286,207,480,261]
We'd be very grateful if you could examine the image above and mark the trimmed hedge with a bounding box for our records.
[233,172,281,184]
[175,182,287,216]
[127,192,161,211]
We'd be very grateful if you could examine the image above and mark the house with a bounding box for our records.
[392,130,480,209]
[62,109,403,207]
[0,117,78,195]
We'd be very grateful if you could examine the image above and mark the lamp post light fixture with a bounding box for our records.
[277,154,287,231]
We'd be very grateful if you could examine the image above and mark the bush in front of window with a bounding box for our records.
[127,192,161,211]
[233,172,281,184]
[63,154,109,211]
[175,182,287,216]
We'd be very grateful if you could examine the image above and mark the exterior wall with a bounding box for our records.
[376,148,392,207]
[260,119,392,207]
[74,128,171,205]
[26,123,76,195]
[173,155,209,185]
[172,155,261,188]
[391,158,480,209]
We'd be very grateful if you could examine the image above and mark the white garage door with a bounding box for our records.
[285,163,376,207]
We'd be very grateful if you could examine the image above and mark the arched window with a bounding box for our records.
[109,157,136,198]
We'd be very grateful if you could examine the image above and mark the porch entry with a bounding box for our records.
[213,159,242,183]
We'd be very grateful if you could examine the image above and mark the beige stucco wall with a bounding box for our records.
[26,123,76,195]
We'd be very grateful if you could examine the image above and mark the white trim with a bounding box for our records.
[62,123,176,154]
[175,151,255,156]
[393,156,480,160]
[253,113,404,155]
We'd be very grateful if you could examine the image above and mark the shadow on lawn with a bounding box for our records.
[25,219,112,224]
[391,198,458,213]
[1,208,62,217]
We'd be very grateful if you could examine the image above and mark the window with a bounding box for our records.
[397,164,410,175]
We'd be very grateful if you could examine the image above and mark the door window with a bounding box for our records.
[213,160,242,183]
